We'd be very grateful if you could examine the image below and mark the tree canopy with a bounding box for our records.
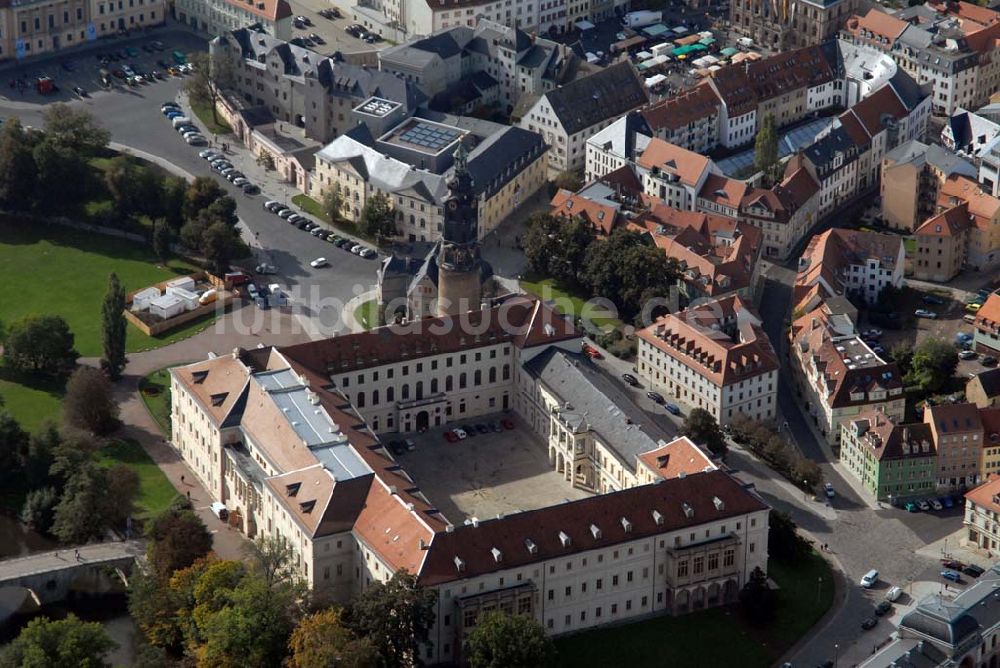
[101,272,127,379]
[146,502,214,581]
[905,337,959,394]
[287,609,377,668]
[345,570,437,666]
[3,314,79,376]
[0,614,116,668]
[465,612,555,668]
[682,408,728,457]
[41,103,110,153]
[62,366,119,435]
[358,192,396,242]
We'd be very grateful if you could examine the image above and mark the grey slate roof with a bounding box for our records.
[466,126,547,200]
[523,348,671,467]
[889,69,927,112]
[925,144,977,178]
[543,61,648,136]
[975,368,1000,399]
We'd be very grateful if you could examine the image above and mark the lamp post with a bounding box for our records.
[804,479,809,501]
[816,575,822,604]
[834,644,839,667]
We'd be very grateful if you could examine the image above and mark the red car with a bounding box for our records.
[501,418,515,430]
[444,430,459,443]
[582,345,603,360]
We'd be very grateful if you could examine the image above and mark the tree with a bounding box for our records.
[146,505,213,581]
[553,170,582,193]
[23,420,60,489]
[103,155,142,215]
[465,612,555,668]
[201,220,239,275]
[0,613,116,668]
[32,139,87,213]
[197,573,300,668]
[244,535,300,590]
[358,192,396,242]
[160,176,188,230]
[3,314,79,375]
[21,486,59,534]
[152,219,172,262]
[322,185,345,222]
[0,411,29,488]
[101,273,127,380]
[42,103,110,153]
[256,150,276,171]
[50,461,138,543]
[0,117,38,212]
[287,609,377,668]
[345,570,437,666]
[768,510,810,564]
[890,341,914,376]
[183,177,227,222]
[581,230,680,321]
[754,113,779,184]
[183,51,235,126]
[63,366,119,435]
[738,567,778,623]
[682,408,728,457]
[906,337,959,394]
[791,455,822,493]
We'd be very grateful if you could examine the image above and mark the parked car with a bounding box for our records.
[453,427,468,440]
[186,135,207,146]
[984,356,999,367]
[501,418,515,430]
[918,499,931,511]
[277,209,296,219]
[255,263,277,274]
[665,403,682,416]
[475,423,489,434]
[863,328,883,339]
[915,309,938,319]
[860,569,879,588]
[885,586,903,602]
[582,344,603,359]
[201,149,222,160]
[874,601,892,617]
[621,373,639,386]
[824,483,835,498]
[861,617,878,631]
[310,33,325,44]
[904,500,919,512]
[943,559,965,571]
[940,569,962,583]
[360,248,377,259]
[963,564,986,578]
[967,303,982,313]
[960,350,978,360]
[922,294,946,305]
[930,499,943,511]
[310,257,328,268]
[942,496,955,509]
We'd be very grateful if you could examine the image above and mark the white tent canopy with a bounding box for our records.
[575,19,595,30]
[644,74,667,88]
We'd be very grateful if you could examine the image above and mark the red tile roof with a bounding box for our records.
[354,478,435,576]
[636,138,711,187]
[915,203,972,237]
[640,82,721,132]
[278,295,578,377]
[844,10,909,46]
[698,174,747,211]
[549,189,620,235]
[637,436,716,480]
[974,294,1000,333]
[637,296,779,386]
[938,175,1000,231]
[848,408,935,461]
[966,475,1000,513]
[417,469,767,586]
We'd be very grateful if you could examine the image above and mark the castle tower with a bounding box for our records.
[437,142,488,316]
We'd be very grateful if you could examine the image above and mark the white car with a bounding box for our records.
[186,135,207,145]
[310,257,328,268]
[453,427,468,440]
[930,499,943,511]
[263,200,280,210]
[915,309,938,319]
[824,483,835,498]
[885,586,903,602]
[199,149,220,159]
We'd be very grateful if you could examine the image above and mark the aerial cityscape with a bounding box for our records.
[1,0,1000,665]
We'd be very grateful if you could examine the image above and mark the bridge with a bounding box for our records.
[0,541,143,620]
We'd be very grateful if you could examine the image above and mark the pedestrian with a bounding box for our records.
[74,549,80,561]
[181,474,185,485]
[186,490,191,500]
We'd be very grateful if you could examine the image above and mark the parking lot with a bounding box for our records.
[392,415,590,524]
[0,29,205,104]
[286,0,386,55]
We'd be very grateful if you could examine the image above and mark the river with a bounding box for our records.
[0,515,138,665]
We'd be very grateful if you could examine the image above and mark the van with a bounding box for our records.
[171,116,192,129]
[860,569,879,588]
[198,288,218,305]
[964,314,977,324]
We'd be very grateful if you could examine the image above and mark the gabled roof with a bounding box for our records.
[974,293,1000,331]
[916,202,972,237]
[636,436,716,480]
[938,175,1000,230]
[542,62,648,136]
[697,174,747,210]
[170,354,251,427]
[550,189,620,235]
[278,296,578,376]
[636,138,711,187]
[640,82,721,132]
[417,469,767,586]
[848,408,935,461]
[925,402,984,434]
[972,368,1000,399]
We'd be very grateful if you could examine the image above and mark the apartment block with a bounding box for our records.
[840,408,936,503]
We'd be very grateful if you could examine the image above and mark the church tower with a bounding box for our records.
[437,142,488,316]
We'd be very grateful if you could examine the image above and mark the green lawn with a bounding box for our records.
[354,299,379,330]
[903,237,916,255]
[555,552,834,668]
[96,440,178,519]
[0,216,201,357]
[139,367,174,435]
[0,365,65,433]
[189,98,232,135]
[520,278,622,331]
